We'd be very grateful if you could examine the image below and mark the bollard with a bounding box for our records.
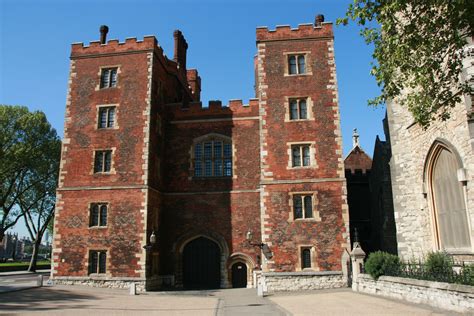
[37,275,44,287]
[257,281,263,297]
[129,282,136,295]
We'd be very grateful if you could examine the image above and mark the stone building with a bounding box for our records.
[52,15,349,291]
[387,37,474,261]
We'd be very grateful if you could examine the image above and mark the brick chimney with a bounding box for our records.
[173,30,188,70]
[100,25,109,44]
[315,14,325,27]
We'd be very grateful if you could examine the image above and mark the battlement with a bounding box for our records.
[167,98,259,120]
[71,36,162,57]
[256,14,333,42]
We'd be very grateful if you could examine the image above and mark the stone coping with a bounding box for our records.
[263,271,342,277]
[52,276,145,281]
[359,273,474,294]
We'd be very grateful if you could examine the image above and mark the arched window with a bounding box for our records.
[193,134,232,177]
[301,248,311,269]
[428,143,471,251]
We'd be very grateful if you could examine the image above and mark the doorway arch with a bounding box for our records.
[182,237,220,289]
[231,262,247,288]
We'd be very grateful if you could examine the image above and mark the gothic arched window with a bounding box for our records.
[428,143,471,251]
[193,134,232,177]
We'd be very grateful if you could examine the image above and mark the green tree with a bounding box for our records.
[338,1,474,127]
[19,139,59,271]
[0,105,60,255]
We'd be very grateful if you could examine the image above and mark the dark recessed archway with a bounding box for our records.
[183,237,220,289]
[231,262,247,288]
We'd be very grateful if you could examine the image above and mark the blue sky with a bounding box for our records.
[1,0,386,238]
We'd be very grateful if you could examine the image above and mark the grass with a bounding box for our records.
[0,260,50,267]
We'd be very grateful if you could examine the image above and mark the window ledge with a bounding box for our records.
[284,73,313,77]
[97,127,119,131]
[192,176,233,180]
[294,218,319,222]
[289,166,316,170]
[88,274,108,280]
[89,226,108,229]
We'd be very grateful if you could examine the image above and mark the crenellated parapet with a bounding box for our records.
[256,14,333,42]
[71,36,160,57]
[166,98,259,120]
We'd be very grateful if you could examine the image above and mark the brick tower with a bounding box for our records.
[255,15,349,277]
[52,15,349,292]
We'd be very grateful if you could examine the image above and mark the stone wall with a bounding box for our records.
[53,277,146,292]
[387,64,474,259]
[261,271,346,292]
[353,274,474,313]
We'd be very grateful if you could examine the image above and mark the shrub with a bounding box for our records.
[459,264,474,286]
[425,251,453,274]
[365,251,400,280]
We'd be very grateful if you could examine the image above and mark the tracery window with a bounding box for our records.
[428,143,471,251]
[194,136,232,177]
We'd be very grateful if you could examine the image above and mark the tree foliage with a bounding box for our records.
[0,105,60,249]
[338,0,474,127]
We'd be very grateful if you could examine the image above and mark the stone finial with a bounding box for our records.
[315,14,325,26]
[100,25,109,44]
[352,128,360,148]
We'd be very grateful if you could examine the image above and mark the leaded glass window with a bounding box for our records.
[292,145,311,167]
[100,68,118,88]
[90,203,108,227]
[94,150,112,173]
[294,195,313,220]
[288,54,306,75]
[302,248,311,269]
[89,250,107,274]
[194,138,232,177]
[98,107,116,128]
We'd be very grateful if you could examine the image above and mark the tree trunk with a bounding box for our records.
[28,236,42,272]
[0,228,4,243]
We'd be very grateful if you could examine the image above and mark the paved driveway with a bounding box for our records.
[0,285,456,315]
[268,288,455,315]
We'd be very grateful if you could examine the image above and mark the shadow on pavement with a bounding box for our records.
[0,287,98,312]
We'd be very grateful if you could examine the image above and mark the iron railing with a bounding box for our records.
[384,261,473,286]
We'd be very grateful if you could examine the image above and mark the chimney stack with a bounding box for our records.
[173,30,188,70]
[100,25,109,44]
[315,14,325,27]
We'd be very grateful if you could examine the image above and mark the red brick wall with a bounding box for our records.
[159,101,261,284]
[54,189,144,277]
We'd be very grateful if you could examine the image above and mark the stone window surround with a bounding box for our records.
[284,96,315,122]
[296,245,319,272]
[286,141,318,169]
[288,191,321,222]
[95,65,121,91]
[86,248,110,277]
[88,202,109,229]
[422,139,473,254]
[91,147,117,175]
[95,104,119,130]
[283,51,312,77]
[188,133,236,180]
